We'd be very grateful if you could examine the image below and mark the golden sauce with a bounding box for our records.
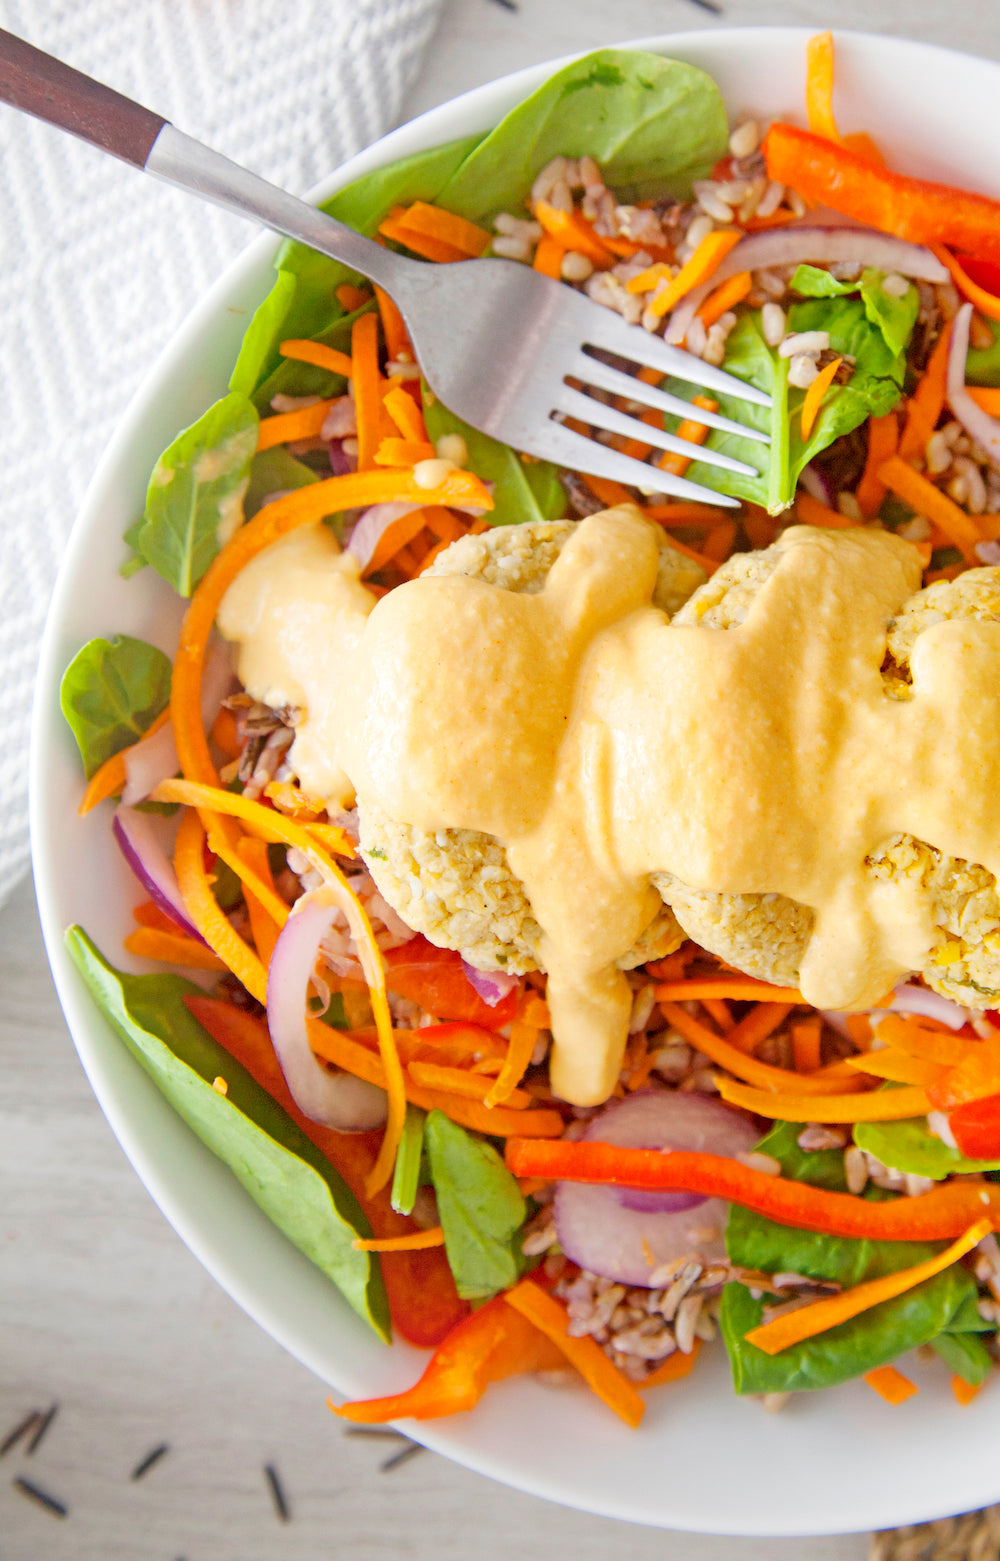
[218,507,1000,1106]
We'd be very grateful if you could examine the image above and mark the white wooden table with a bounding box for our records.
[5,2,1000,1555]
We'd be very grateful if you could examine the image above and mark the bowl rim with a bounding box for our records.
[30,25,1000,1537]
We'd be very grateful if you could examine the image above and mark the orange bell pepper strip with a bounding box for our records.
[932,245,1000,323]
[948,1092,1000,1160]
[383,937,519,1030]
[763,123,1000,266]
[183,993,469,1347]
[927,1036,1000,1110]
[504,1138,1000,1241]
[332,1293,565,1422]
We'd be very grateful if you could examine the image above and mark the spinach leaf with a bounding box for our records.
[678,297,908,513]
[422,387,567,527]
[65,928,390,1341]
[424,1109,526,1299]
[859,270,919,359]
[437,50,728,220]
[243,445,319,521]
[790,265,857,299]
[60,634,171,778]
[933,1329,995,1386]
[136,392,259,596]
[237,135,483,401]
[856,1115,1000,1180]
[249,302,372,415]
[966,317,1000,386]
[721,1122,983,1394]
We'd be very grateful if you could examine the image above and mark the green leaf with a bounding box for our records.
[65,928,390,1341]
[229,270,298,398]
[790,264,857,299]
[390,1104,426,1217]
[932,1329,995,1386]
[60,634,171,779]
[855,1115,1000,1180]
[678,297,909,513]
[859,270,920,359]
[249,303,372,414]
[422,386,567,528]
[424,1109,526,1299]
[137,392,259,596]
[966,317,1000,386]
[720,1122,984,1394]
[243,445,319,521]
[436,49,728,220]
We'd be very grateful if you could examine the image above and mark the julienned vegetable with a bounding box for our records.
[62,37,1000,1431]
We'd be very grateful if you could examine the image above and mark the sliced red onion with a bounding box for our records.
[113,806,204,941]
[553,1092,760,1285]
[799,461,835,506]
[461,960,518,1007]
[320,395,357,440]
[267,889,388,1130]
[345,502,425,571]
[889,983,972,1031]
[664,225,949,345]
[121,640,233,807]
[947,302,1000,470]
[328,438,356,476]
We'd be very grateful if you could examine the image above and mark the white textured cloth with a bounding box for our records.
[0,0,443,905]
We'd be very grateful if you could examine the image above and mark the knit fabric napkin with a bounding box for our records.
[0,0,443,906]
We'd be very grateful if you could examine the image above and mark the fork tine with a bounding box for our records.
[578,309,772,408]
[569,351,769,445]
[554,387,761,477]
[516,420,741,507]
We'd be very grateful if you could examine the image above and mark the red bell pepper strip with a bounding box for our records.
[504,1138,1000,1241]
[949,1093,1000,1160]
[763,123,1000,266]
[384,936,519,1031]
[184,994,469,1347]
[331,1294,566,1422]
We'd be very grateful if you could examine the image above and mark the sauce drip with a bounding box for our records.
[219,507,1000,1105]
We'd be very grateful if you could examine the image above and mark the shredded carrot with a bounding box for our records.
[382,383,427,443]
[726,1002,796,1056]
[855,411,899,517]
[377,208,468,264]
[336,283,369,313]
[642,1338,702,1389]
[701,522,737,563]
[654,978,804,1002]
[874,1014,972,1066]
[351,312,383,472]
[169,466,491,795]
[155,777,405,1197]
[842,1050,946,1088]
[374,436,436,467]
[702,996,734,1032]
[123,925,227,971]
[534,202,615,268]
[800,357,843,439]
[745,1218,990,1355]
[585,475,637,509]
[256,400,334,451]
[952,1375,985,1405]
[302,821,357,860]
[970,387,1000,416]
[642,231,743,319]
[77,705,172,816]
[716,1076,930,1122]
[792,1020,822,1074]
[485,1016,538,1108]
[279,339,355,377]
[805,31,840,143]
[353,1226,446,1252]
[697,271,752,328]
[878,455,983,564]
[658,1002,863,1097]
[236,835,282,969]
[643,502,730,526]
[173,809,268,1003]
[932,245,1000,323]
[365,508,432,575]
[864,1366,919,1405]
[210,706,241,761]
[658,395,719,477]
[504,1279,646,1427]
[374,285,412,362]
[794,490,856,529]
[407,1060,531,1108]
[898,321,952,461]
[261,781,325,820]
[532,232,565,279]
[393,201,491,259]
[626,1048,661,1092]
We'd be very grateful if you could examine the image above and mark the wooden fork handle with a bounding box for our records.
[0,28,166,168]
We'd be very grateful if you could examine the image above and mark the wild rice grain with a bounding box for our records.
[729,120,760,159]
[761,302,787,347]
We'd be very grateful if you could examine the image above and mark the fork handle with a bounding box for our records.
[0,28,405,290]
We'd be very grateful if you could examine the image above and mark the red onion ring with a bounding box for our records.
[946,302,1000,469]
[461,960,518,1007]
[122,639,233,807]
[553,1091,760,1285]
[113,807,204,941]
[888,982,972,1032]
[266,889,388,1130]
[664,225,949,345]
[345,502,426,571]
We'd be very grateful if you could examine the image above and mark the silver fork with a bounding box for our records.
[0,29,769,507]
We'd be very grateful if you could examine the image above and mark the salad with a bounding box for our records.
[57,35,1000,1431]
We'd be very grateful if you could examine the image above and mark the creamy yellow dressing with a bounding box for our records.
[217,507,1000,1106]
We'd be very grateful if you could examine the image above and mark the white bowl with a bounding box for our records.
[31,27,1000,1537]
